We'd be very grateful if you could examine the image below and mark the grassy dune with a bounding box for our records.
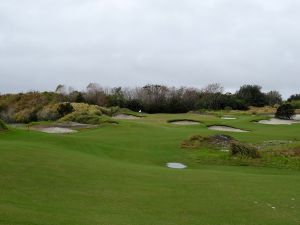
[0,114,299,225]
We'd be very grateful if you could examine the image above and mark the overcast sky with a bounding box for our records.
[0,0,300,98]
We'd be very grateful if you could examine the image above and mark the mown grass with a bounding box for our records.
[0,113,300,225]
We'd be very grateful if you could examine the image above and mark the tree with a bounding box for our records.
[265,91,282,106]
[287,94,300,102]
[236,85,267,107]
[202,83,224,94]
[275,104,295,120]
[107,87,125,107]
[55,84,67,95]
[85,83,107,106]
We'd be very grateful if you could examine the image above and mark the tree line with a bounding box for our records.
[54,83,285,113]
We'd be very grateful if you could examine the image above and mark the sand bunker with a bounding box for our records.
[294,114,300,121]
[170,120,200,125]
[208,125,248,133]
[60,122,96,128]
[166,162,187,169]
[258,118,299,125]
[39,127,77,134]
[221,117,236,120]
[113,114,140,120]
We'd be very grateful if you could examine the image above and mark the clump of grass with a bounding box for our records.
[230,142,260,159]
[273,147,300,157]
[181,135,206,149]
[181,134,234,149]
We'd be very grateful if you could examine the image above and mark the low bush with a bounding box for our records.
[181,135,206,149]
[37,103,61,121]
[271,147,300,157]
[57,102,74,117]
[71,103,101,115]
[275,104,295,120]
[230,142,260,158]
[14,108,38,123]
[181,134,234,149]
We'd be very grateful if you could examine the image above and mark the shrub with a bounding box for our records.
[181,134,234,149]
[230,142,260,158]
[14,108,38,123]
[37,103,61,121]
[236,85,267,107]
[275,104,295,120]
[70,103,104,115]
[290,100,300,109]
[57,102,74,117]
[60,112,117,125]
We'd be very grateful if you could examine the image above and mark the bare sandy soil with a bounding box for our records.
[170,121,200,125]
[294,114,300,121]
[38,127,77,134]
[208,125,248,132]
[258,118,300,125]
[113,114,140,120]
[166,163,187,169]
[221,117,236,120]
[31,122,96,133]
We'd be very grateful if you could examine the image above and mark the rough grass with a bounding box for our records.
[0,113,300,225]
[230,142,260,158]
[60,112,117,125]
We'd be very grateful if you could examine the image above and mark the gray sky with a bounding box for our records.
[0,0,300,98]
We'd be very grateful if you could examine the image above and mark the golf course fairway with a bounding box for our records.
[0,113,299,225]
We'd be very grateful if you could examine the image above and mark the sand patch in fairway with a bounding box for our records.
[208,125,248,133]
[293,114,300,121]
[221,117,237,120]
[113,114,140,120]
[167,163,187,169]
[169,120,200,125]
[38,127,77,134]
[258,118,299,125]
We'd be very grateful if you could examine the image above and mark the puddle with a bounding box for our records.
[166,162,187,169]
[208,126,248,132]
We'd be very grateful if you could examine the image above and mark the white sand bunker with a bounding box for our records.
[258,118,299,125]
[39,127,77,134]
[208,126,248,133]
[167,162,187,169]
[113,114,140,120]
[294,114,300,121]
[170,120,200,125]
[221,117,236,120]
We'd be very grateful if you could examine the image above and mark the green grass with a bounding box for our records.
[0,113,300,225]
[0,119,7,131]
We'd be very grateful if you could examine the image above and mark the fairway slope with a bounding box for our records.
[0,114,300,225]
